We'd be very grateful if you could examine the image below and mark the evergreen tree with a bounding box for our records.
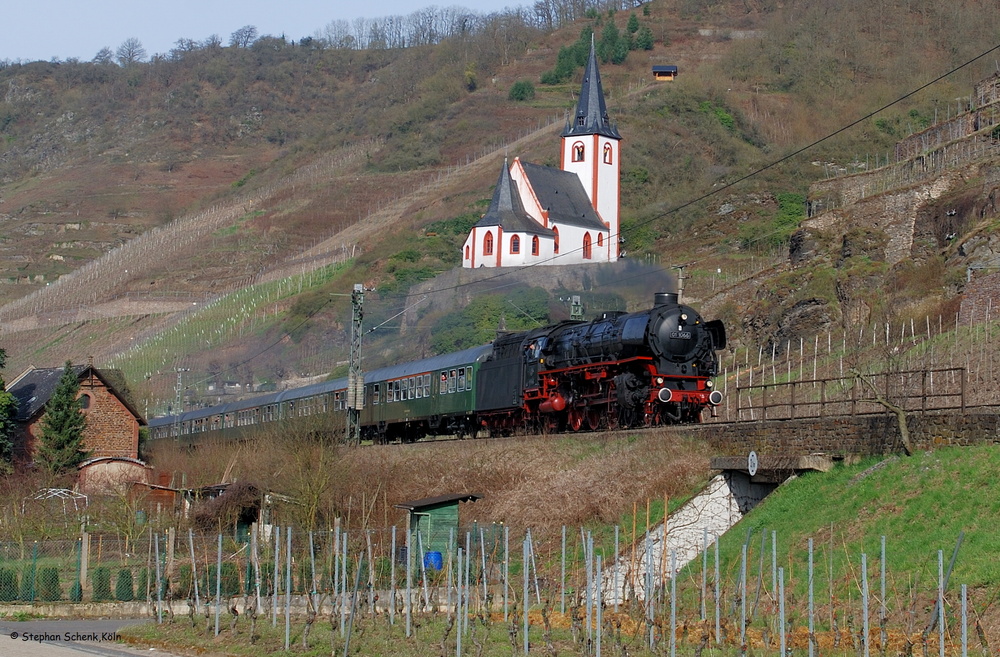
[635,26,655,51]
[36,362,89,475]
[627,13,640,34]
[0,349,18,473]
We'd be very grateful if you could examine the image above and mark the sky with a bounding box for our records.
[3,0,526,63]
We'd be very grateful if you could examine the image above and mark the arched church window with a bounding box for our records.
[510,235,520,254]
[465,245,470,260]
[583,233,592,259]
[603,143,613,164]
[553,227,559,254]
[597,233,604,247]
[531,236,539,255]
[572,142,585,162]
[484,231,494,256]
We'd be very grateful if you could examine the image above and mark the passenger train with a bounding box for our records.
[149,292,726,444]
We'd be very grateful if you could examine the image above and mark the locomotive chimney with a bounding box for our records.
[654,292,679,306]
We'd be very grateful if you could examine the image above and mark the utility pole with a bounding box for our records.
[672,265,686,303]
[347,284,364,444]
[173,368,189,439]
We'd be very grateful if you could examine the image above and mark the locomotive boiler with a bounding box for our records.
[476,292,726,433]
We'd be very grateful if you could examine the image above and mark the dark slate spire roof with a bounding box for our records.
[562,37,621,140]
[519,162,610,231]
[474,161,553,235]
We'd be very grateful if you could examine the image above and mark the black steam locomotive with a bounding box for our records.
[149,292,725,444]
[477,292,726,433]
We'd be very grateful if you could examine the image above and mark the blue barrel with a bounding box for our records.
[423,551,443,571]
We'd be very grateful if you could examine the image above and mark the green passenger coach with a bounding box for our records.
[360,344,493,443]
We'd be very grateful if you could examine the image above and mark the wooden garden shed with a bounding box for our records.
[394,493,482,563]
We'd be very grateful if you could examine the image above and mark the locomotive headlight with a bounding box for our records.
[706,380,713,388]
[681,313,688,321]
[656,377,664,385]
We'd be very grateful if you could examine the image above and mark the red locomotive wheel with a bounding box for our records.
[568,408,583,431]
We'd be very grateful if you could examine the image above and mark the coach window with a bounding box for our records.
[373,383,380,404]
[458,368,466,391]
[424,373,431,397]
[449,369,457,393]
[466,367,473,389]
[414,376,422,399]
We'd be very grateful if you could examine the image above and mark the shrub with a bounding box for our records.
[19,567,35,601]
[208,562,241,597]
[0,568,17,602]
[92,566,112,601]
[38,567,61,602]
[508,80,535,102]
[136,568,150,600]
[115,569,134,602]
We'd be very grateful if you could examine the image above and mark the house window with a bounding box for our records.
[553,227,559,254]
[510,235,520,254]
[79,393,91,410]
[483,231,494,256]
[572,142,585,162]
[583,233,592,259]
[603,143,613,164]
[531,236,539,255]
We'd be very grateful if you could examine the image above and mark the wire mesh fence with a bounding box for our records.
[0,522,987,657]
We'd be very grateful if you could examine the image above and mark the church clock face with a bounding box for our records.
[747,451,758,477]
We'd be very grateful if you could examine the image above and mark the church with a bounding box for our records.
[462,41,622,268]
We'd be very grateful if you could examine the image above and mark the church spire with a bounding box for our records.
[562,36,621,140]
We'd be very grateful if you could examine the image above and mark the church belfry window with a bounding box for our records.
[603,143,613,164]
[572,142,585,162]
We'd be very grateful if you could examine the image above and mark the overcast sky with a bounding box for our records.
[3,0,526,63]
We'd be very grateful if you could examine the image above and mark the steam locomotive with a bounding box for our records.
[149,292,725,444]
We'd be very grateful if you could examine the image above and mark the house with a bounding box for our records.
[462,40,621,268]
[652,65,678,81]
[8,364,148,490]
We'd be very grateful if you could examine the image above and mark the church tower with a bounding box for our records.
[560,38,622,261]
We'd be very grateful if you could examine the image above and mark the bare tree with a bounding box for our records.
[116,37,147,66]
[229,25,259,48]
[93,46,114,65]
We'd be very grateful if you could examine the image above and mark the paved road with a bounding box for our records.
[0,619,183,657]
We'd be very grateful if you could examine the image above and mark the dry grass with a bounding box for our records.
[148,428,713,546]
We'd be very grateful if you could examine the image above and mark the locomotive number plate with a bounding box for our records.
[670,331,692,339]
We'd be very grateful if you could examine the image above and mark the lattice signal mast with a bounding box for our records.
[347,283,364,444]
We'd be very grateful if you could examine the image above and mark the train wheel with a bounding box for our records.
[568,407,583,431]
[586,408,602,430]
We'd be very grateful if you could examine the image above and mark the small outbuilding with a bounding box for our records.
[652,65,679,81]
[394,493,482,563]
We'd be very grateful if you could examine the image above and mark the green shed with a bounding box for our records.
[394,493,482,564]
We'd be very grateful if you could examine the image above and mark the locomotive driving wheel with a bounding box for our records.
[586,407,601,430]
[568,407,584,431]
